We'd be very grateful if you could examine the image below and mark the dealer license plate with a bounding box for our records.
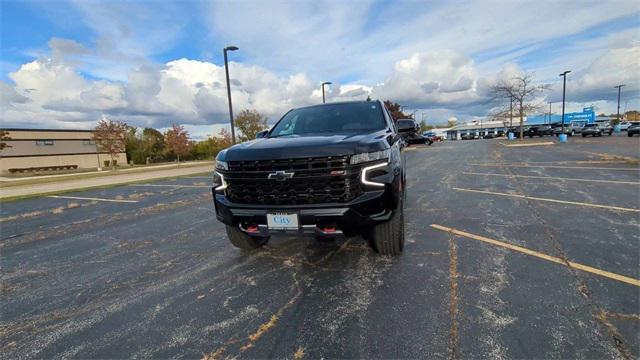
[267,213,299,230]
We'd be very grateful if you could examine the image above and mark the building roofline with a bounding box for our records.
[0,128,94,133]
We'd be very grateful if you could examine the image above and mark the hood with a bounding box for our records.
[219,131,390,161]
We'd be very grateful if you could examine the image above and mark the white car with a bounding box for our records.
[619,121,630,131]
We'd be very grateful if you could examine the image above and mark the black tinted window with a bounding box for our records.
[270,102,385,137]
[398,120,414,127]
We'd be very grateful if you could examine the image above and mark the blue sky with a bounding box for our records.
[1,0,639,136]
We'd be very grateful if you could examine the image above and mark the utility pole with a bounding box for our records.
[614,84,625,123]
[224,45,239,144]
[321,82,332,104]
[559,70,571,134]
[548,102,552,125]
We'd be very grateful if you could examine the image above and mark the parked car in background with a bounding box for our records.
[423,133,444,142]
[483,133,495,139]
[526,125,554,137]
[627,122,640,137]
[619,121,631,131]
[597,122,614,135]
[461,133,476,140]
[581,124,603,137]
[553,123,583,136]
[398,119,432,145]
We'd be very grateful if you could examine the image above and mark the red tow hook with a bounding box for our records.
[321,226,336,234]
[246,225,259,233]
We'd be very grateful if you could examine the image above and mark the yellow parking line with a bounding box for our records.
[131,184,210,188]
[501,141,554,147]
[463,172,640,185]
[48,195,138,203]
[430,224,640,287]
[452,187,640,213]
[470,164,640,171]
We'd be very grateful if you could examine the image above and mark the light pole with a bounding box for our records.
[548,102,552,125]
[224,45,239,144]
[509,95,513,129]
[321,82,332,104]
[614,84,625,124]
[559,70,571,134]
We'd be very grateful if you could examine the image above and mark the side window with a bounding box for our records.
[275,115,298,136]
[383,103,396,132]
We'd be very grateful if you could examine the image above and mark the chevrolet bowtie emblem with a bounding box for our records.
[268,170,294,181]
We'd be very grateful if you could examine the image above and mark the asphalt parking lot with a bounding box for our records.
[1,134,639,359]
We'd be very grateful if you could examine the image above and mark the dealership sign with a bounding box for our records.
[564,108,595,124]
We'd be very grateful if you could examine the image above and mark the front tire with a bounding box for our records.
[371,198,405,256]
[226,225,269,250]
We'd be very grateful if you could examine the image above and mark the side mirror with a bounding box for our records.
[256,130,268,138]
[397,120,415,133]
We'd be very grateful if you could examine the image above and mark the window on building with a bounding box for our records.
[36,140,54,146]
[83,139,96,145]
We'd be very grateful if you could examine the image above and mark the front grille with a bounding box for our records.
[224,156,362,205]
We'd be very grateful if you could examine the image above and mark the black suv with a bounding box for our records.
[526,125,553,137]
[397,119,432,145]
[212,100,406,255]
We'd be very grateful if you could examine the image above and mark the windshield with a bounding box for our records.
[270,102,386,137]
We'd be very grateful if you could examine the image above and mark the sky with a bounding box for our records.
[1,0,639,139]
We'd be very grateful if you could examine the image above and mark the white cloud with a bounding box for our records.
[2,38,638,133]
[372,51,481,107]
[561,45,640,103]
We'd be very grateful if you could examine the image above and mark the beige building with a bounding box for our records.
[0,128,127,175]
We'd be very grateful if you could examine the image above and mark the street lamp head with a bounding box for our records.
[322,81,332,86]
[559,70,571,77]
[225,46,239,51]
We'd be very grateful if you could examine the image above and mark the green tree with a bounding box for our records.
[235,109,268,141]
[142,128,166,162]
[124,125,141,165]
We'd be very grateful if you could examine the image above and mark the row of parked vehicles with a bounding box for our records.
[509,121,640,138]
[457,121,640,140]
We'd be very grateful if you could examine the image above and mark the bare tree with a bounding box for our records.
[165,124,190,163]
[491,73,549,140]
[94,118,127,169]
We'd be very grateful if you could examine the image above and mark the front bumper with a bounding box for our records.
[212,188,395,235]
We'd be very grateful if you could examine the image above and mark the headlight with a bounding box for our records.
[350,149,390,165]
[213,171,227,191]
[361,162,388,187]
[216,160,228,171]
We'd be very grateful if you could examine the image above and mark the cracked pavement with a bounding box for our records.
[1,134,639,359]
